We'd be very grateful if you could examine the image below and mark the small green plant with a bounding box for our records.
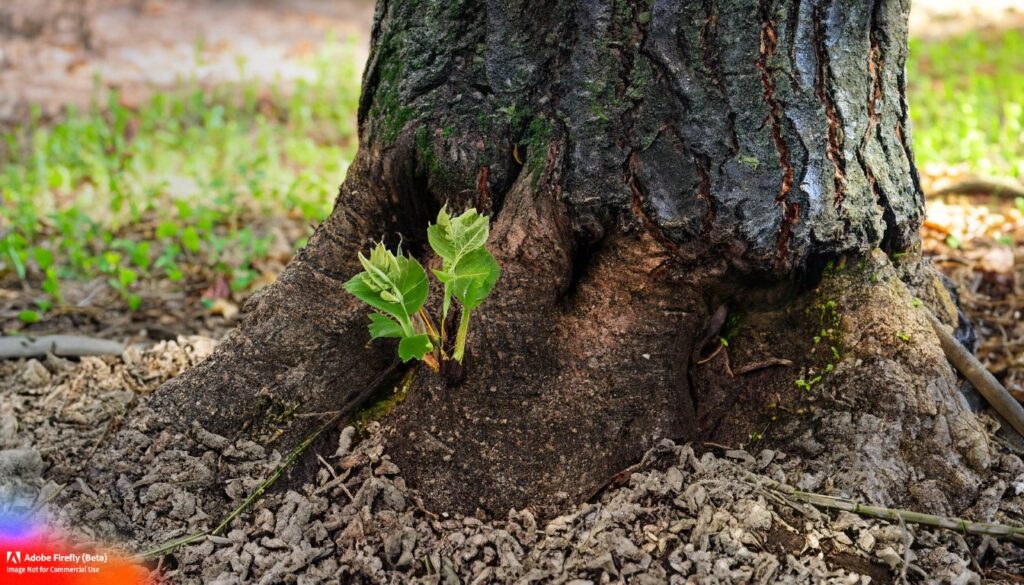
[345,207,500,370]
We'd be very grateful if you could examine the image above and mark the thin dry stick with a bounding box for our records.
[925,310,1024,438]
[749,472,1024,545]
[928,176,1024,199]
[133,366,416,562]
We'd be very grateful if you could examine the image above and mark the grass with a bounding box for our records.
[908,29,1024,179]
[0,36,361,324]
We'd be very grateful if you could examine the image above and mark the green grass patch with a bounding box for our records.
[0,36,361,320]
[908,29,1024,178]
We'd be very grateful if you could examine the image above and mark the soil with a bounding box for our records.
[3,342,1024,582]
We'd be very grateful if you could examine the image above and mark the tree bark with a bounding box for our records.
[143,0,991,519]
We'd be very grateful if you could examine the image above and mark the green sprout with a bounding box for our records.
[345,207,501,370]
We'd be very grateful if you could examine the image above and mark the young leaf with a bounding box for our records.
[427,206,457,262]
[449,248,500,309]
[18,310,41,324]
[398,334,432,362]
[368,313,404,339]
[427,206,490,266]
[428,207,495,321]
[344,243,429,332]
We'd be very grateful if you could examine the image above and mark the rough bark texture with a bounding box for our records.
[140,0,991,519]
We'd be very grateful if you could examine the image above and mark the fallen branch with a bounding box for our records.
[0,335,124,359]
[741,470,1024,544]
[927,176,1024,199]
[926,310,1024,438]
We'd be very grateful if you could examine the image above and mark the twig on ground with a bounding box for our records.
[925,310,1024,438]
[131,364,415,562]
[0,335,125,359]
[746,470,1024,544]
[927,176,1024,199]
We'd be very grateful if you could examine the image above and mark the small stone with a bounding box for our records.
[664,467,684,491]
[0,449,43,479]
[741,502,772,531]
[21,359,50,387]
[336,426,356,457]
[876,545,902,569]
[857,531,876,552]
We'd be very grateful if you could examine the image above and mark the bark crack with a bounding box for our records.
[813,1,847,208]
[757,1,798,263]
[858,0,896,248]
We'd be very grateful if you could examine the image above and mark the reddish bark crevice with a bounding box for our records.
[859,4,892,248]
[756,8,796,264]
[813,2,848,209]
[695,153,715,235]
[475,165,492,213]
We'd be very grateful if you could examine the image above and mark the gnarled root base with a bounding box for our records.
[89,160,992,524]
[694,251,990,516]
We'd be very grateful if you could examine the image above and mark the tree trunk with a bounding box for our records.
[143,0,991,519]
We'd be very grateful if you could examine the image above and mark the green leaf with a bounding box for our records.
[344,244,429,328]
[397,334,432,362]
[41,267,60,297]
[156,221,177,239]
[368,313,404,339]
[18,310,41,324]
[449,248,500,309]
[131,241,152,269]
[32,247,54,270]
[427,224,456,263]
[118,267,138,287]
[182,227,201,253]
[427,206,490,266]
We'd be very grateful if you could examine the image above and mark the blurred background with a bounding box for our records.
[0,0,1022,395]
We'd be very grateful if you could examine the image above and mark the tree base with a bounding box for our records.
[694,250,989,515]
[89,158,991,520]
[381,249,990,517]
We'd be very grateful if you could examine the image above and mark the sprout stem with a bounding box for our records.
[453,306,472,363]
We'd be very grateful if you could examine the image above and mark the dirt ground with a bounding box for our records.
[0,0,375,125]
[2,343,1024,583]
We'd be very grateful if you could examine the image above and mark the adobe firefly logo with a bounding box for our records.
[6,551,22,564]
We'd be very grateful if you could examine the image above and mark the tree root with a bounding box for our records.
[132,367,416,562]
